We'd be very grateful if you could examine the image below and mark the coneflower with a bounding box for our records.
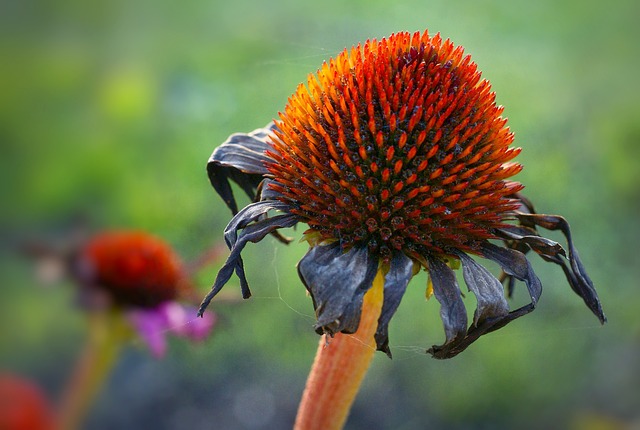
[199,29,605,430]
[55,230,217,430]
[74,230,216,357]
[78,231,182,307]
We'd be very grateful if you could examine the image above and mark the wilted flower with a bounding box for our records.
[199,30,605,360]
[74,230,216,357]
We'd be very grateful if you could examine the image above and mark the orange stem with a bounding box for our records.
[294,269,385,430]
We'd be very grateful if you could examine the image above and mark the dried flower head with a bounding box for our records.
[200,30,605,358]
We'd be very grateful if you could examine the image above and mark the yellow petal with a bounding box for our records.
[426,276,434,300]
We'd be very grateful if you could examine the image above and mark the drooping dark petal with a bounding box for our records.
[425,254,468,358]
[497,225,566,259]
[429,244,542,359]
[375,252,414,358]
[254,179,293,245]
[481,242,542,306]
[198,212,298,316]
[207,123,278,214]
[495,225,539,297]
[223,200,292,249]
[455,251,509,326]
[297,243,378,336]
[497,225,563,299]
[220,200,294,294]
[430,300,537,359]
[514,213,606,323]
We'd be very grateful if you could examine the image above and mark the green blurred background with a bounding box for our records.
[2,0,639,428]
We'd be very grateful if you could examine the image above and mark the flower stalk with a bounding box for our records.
[294,268,385,430]
[56,310,129,430]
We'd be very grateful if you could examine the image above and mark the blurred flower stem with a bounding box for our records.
[294,269,385,430]
[56,310,130,430]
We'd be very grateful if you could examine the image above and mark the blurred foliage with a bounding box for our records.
[1,0,639,429]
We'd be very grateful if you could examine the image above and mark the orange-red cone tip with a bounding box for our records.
[267,30,523,260]
[78,231,182,308]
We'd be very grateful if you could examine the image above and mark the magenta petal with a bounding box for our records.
[128,307,169,358]
[162,301,217,342]
[128,302,216,358]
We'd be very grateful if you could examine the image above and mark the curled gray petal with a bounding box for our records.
[198,212,297,315]
[426,254,468,350]
[375,252,414,357]
[207,122,278,214]
[481,242,542,306]
[297,244,378,336]
[513,212,606,323]
[456,251,509,326]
